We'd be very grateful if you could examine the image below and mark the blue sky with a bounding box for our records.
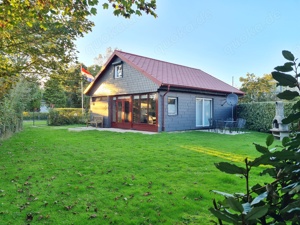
[75,0,300,87]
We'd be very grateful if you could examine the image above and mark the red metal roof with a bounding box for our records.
[86,50,244,95]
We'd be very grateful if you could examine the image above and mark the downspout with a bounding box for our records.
[161,84,171,131]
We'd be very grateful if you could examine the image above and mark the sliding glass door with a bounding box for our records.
[196,98,212,127]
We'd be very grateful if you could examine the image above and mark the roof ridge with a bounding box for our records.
[115,50,237,90]
[115,50,209,73]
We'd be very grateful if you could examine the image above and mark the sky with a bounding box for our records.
[75,0,300,88]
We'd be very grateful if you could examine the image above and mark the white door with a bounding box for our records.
[196,98,212,127]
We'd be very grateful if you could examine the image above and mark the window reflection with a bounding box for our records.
[132,93,156,125]
[140,95,148,123]
[133,95,140,123]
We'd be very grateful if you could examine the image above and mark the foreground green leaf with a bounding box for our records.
[214,162,246,175]
[281,200,300,214]
[210,190,235,198]
[249,154,272,167]
[251,192,268,206]
[266,135,274,147]
[254,143,269,154]
[274,65,293,72]
[277,90,299,100]
[226,197,244,213]
[282,112,300,124]
[282,50,295,61]
[245,205,269,221]
[272,71,298,87]
[209,208,240,224]
[282,136,290,147]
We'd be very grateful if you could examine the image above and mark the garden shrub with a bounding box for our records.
[0,78,30,140]
[23,112,49,120]
[47,108,86,126]
[210,50,300,224]
[237,102,294,132]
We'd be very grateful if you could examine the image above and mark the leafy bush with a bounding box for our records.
[23,112,49,120]
[47,108,86,126]
[210,50,300,224]
[0,78,31,140]
[237,102,294,132]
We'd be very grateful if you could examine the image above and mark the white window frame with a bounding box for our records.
[196,98,212,127]
[168,97,178,115]
[114,64,123,78]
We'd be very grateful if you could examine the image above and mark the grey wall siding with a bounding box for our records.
[159,91,233,132]
[90,57,159,96]
[213,97,233,120]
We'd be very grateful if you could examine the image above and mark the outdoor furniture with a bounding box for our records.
[235,118,246,133]
[224,119,236,133]
[86,115,104,128]
[208,118,217,132]
[215,119,225,133]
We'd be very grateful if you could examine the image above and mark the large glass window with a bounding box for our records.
[168,97,178,115]
[117,101,122,123]
[133,95,140,123]
[148,94,156,124]
[140,95,148,123]
[124,101,130,122]
[196,98,212,127]
[132,93,157,125]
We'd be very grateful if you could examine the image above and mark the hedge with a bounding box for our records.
[47,108,87,126]
[23,112,49,120]
[236,101,294,132]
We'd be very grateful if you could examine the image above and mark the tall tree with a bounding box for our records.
[239,73,276,102]
[43,77,67,108]
[24,78,42,112]
[93,47,118,66]
[62,64,94,108]
[87,64,101,77]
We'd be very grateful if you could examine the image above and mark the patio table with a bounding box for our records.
[224,120,237,133]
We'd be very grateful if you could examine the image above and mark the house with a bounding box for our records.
[84,50,244,132]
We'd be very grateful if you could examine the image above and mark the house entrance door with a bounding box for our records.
[113,96,131,129]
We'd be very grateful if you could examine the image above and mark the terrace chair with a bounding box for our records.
[208,118,217,132]
[235,118,246,133]
[215,119,225,133]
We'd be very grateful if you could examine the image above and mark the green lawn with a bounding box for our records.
[0,121,277,224]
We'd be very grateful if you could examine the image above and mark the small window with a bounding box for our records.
[168,97,178,115]
[92,97,108,102]
[114,64,123,78]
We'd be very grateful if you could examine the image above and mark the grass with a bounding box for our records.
[0,121,278,224]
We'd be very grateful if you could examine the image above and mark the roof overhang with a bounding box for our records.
[158,84,244,96]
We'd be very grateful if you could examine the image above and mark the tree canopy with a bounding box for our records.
[239,73,277,102]
[2,0,96,78]
[1,0,157,81]
[102,0,157,18]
